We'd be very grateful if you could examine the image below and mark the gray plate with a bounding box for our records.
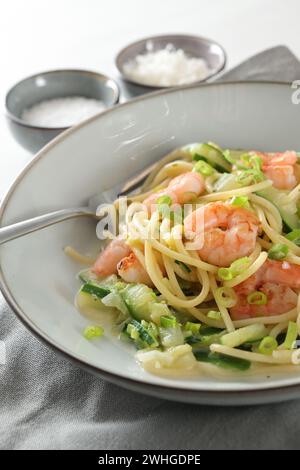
[1,81,300,405]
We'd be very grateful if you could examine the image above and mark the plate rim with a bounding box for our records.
[1,79,299,404]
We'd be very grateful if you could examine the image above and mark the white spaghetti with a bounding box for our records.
[72,143,300,377]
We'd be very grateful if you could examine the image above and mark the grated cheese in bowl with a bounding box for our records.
[123,43,211,87]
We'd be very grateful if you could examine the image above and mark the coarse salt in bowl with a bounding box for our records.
[5,69,120,153]
[21,96,107,128]
[123,43,211,87]
[116,34,226,90]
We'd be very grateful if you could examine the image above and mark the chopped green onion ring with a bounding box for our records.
[207,310,222,320]
[160,315,177,328]
[240,153,251,167]
[236,171,254,186]
[230,257,251,275]
[156,194,175,219]
[249,154,263,171]
[193,160,214,176]
[184,321,201,335]
[215,287,237,308]
[156,195,172,206]
[231,195,250,208]
[218,257,250,281]
[247,291,268,305]
[236,169,264,186]
[258,336,278,355]
[83,325,104,340]
[218,268,233,281]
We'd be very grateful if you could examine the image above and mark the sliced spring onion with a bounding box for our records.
[141,320,159,341]
[218,267,233,281]
[282,321,298,350]
[236,169,265,186]
[247,291,268,305]
[127,323,140,340]
[156,195,172,206]
[231,195,250,208]
[285,229,300,246]
[156,194,175,219]
[218,257,251,281]
[239,153,251,167]
[147,321,159,339]
[207,310,222,320]
[249,154,263,171]
[184,321,201,335]
[83,325,104,340]
[215,286,238,308]
[160,315,177,328]
[194,349,251,371]
[221,323,268,348]
[175,260,192,273]
[268,243,289,260]
[258,336,278,355]
[229,152,262,172]
[193,160,214,176]
[230,257,251,275]
[236,171,253,186]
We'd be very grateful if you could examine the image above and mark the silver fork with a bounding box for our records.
[0,161,157,245]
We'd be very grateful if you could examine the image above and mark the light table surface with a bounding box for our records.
[1,0,300,195]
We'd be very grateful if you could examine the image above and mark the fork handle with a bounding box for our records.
[0,207,94,245]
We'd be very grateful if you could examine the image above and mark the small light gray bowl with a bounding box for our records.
[116,34,226,98]
[5,69,120,153]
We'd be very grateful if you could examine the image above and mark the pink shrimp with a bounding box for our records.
[258,151,297,167]
[117,252,153,286]
[93,237,132,276]
[184,202,260,266]
[93,237,153,286]
[256,150,298,189]
[143,171,205,212]
[230,259,300,319]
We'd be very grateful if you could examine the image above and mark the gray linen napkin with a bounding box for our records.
[219,45,300,82]
[1,46,300,450]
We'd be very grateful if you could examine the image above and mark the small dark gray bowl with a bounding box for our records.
[5,69,120,153]
[116,34,226,98]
